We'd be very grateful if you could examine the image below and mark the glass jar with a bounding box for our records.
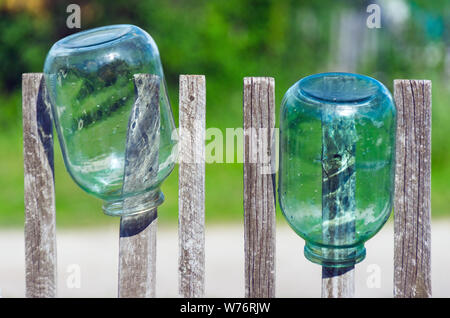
[44,24,177,216]
[278,72,396,267]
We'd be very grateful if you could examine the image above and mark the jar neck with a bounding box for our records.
[304,242,366,268]
[102,188,164,217]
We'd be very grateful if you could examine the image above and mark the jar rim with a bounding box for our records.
[297,72,384,105]
[56,24,134,49]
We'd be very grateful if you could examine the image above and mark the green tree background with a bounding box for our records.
[0,0,448,227]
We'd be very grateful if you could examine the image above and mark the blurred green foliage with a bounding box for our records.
[0,0,449,227]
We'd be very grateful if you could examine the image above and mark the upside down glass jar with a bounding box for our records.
[44,24,177,216]
[278,72,396,267]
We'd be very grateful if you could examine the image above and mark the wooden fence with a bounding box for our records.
[22,74,431,298]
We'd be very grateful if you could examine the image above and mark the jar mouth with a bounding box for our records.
[298,72,381,104]
[102,188,164,217]
[304,242,366,268]
[57,24,133,49]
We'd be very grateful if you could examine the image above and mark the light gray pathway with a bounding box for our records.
[0,221,449,297]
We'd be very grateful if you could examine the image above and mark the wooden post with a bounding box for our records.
[393,80,432,298]
[178,75,206,298]
[321,107,356,298]
[243,77,276,298]
[322,267,354,298]
[22,73,57,298]
[118,74,160,298]
[119,210,157,298]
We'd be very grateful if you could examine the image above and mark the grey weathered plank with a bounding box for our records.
[322,267,354,298]
[321,107,356,298]
[393,79,432,298]
[243,77,276,298]
[178,75,206,298]
[22,73,57,298]
[118,74,160,298]
[119,209,157,298]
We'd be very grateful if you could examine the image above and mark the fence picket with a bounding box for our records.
[22,73,57,298]
[117,74,160,298]
[178,75,206,298]
[393,79,432,298]
[243,77,276,298]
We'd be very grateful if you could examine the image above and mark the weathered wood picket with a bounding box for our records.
[22,74,431,298]
[393,80,432,298]
[23,73,56,298]
[178,75,206,298]
[118,74,160,298]
[243,77,276,298]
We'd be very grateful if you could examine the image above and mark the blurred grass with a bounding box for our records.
[1,75,449,227]
[0,74,449,227]
[0,0,449,227]
[0,127,247,227]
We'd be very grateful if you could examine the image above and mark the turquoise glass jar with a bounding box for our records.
[44,25,177,216]
[278,73,396,267]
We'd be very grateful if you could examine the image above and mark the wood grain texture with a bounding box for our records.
[122,74,160,197]
[322,266,354,298]
[393,80,432,298]
[22,73,57,298]
[119,209,157,298]
[321,108,356,298]
[243,77,276,298]
[178,75,206,298]
[118,74,160,298]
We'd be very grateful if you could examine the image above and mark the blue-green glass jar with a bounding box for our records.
[278,73,396,267]
[44,25,177,216]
